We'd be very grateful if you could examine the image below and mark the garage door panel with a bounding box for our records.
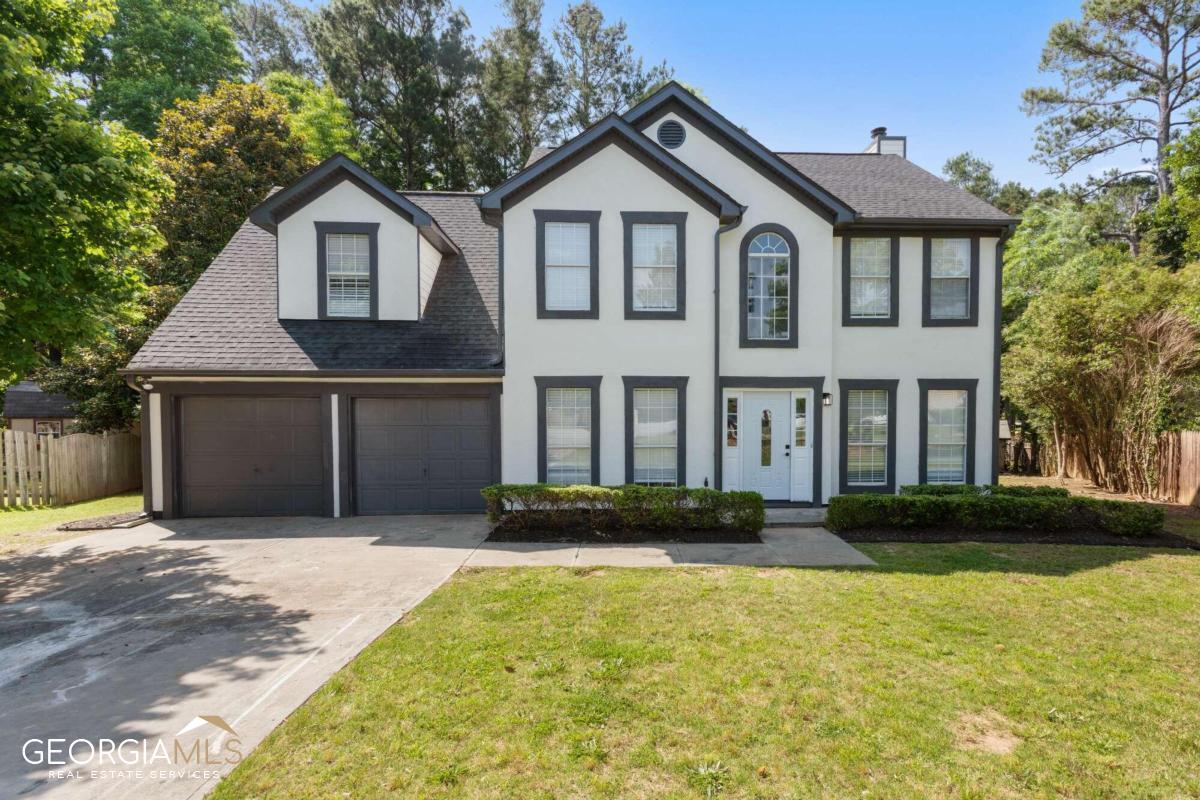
[353,395,494,514]
[180,396,325,517]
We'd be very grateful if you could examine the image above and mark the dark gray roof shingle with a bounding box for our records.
[525,146,1013,223]
[777,153,1014,223]
[2,381,74,419]
[126,192,500,374]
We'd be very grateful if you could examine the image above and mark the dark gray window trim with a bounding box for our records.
[623,376,688,485]
[839,378,899,494]
[917,378,978,485]
[717,376,824,503]
[739,223,800,348]
[922,235,980,327]
[841,234,900,327]
[535,376,602,484]
[316,221,380,320]
[622,211,687,320]
[535,210,601,320]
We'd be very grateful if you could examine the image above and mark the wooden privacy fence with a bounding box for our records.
[1031,429,1200,506]
[1,430,141,508]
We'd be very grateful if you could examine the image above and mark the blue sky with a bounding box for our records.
[308,0,1111,189]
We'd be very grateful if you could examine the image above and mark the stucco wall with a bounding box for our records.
[276,179,419,320]
[501,143,720,487]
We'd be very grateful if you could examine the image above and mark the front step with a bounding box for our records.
[764,508,827,528]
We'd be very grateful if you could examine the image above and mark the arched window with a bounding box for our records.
[741,225,797,346]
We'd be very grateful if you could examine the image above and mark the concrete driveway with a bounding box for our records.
[0,515,489,800]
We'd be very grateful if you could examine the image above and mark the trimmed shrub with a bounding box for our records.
[480,484,765,534]
[826,492,1164,537]
[899,484,1071,498]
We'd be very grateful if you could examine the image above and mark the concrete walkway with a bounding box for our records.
[764,507,828,527]
[464,527,874,568]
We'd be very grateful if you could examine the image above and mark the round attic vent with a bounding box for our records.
[657,120,686,149]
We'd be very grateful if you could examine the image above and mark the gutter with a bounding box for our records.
[992,223,1017,483]
[117,368,505,380]
[713,214,744,489]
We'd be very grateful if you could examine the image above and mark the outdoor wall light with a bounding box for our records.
[822,392,832,407]
[142,382,154,391]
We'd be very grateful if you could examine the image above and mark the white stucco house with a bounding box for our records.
[123,83,1015,518]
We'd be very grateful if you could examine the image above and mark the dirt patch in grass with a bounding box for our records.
[57,510,148,531]
[838,528,1199,549]
[953,710,1021,755]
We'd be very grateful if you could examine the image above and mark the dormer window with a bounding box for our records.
[316,222,379,320]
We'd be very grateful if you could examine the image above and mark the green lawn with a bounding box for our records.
[214,543,1200,799]
[0,492,142,555]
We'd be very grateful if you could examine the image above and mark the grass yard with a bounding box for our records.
[0,492,142,555]
[214,543,1200,799]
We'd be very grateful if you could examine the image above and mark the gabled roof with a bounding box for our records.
[125,193,500,375]
[624,82,857,224]
[479,114,743,224]
[2,381,74,419]
[248,154,459,254]
[779,153,1016,226]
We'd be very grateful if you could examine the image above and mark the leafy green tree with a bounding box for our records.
[553,0,671,134]
[943,152,1000,203]
[1022,0,1200,196]
[943,151,1035,216]
[478,0,562,182]
[228,0,316,81]
[310,0,482,189]
[262,71,359,160]
[40,82,313,430]
[1004,257,1200,494]
[1002,199,1105,326]
[151,81,314,287]
[1,0,169,382]
[83,0,244,136]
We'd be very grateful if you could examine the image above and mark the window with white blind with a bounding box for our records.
[325,233,371,317]
[746,232,791,340]
[545,387,593,484]
[845,389,889,486]
[544,222,591,311]
[929,238,970,320]
[633,387,678,485]
[848,238,892,320]
[926,389,968,483]
[631,224,678,311]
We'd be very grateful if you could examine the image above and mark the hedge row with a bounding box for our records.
[480,484,765,533]
[900,484,1070,498]
[826,492,1164,537]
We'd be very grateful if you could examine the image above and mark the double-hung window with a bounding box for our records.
[923,237,978,326]
[536,377,600,485]
[624,377,688,486]
[846,237,895,322]
[919,379,977,485]
[623,212,686,318]
[317,222,378,319]
[536,211,600,318]
[839,380,897,493]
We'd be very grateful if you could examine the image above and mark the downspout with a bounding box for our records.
[713,214,744,489]
[992,223,1017,484]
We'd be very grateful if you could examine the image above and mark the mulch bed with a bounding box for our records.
[487,525,761,544]
[838,528,1200,550]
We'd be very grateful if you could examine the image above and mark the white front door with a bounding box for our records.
[740,392,791,500]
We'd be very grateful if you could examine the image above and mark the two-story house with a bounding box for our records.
[124,83,1015,518]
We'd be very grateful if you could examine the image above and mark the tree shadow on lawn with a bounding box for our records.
[0,543,311,798]
[845,538,1200,577]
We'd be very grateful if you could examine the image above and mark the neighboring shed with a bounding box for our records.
[2,381,75,436]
